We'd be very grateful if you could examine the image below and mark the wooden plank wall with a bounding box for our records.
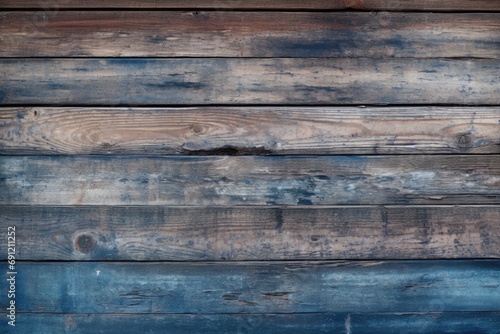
[1,1,499,333]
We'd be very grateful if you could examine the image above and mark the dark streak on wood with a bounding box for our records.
[1,205,499,261]
[1,58,499,105]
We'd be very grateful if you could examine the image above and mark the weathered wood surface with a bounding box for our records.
[1,0,500,11]
[2,12,499,58]
[1,205,499,261]
[0,260,498,313]
[2,312,499,334]
[1,58,499,105]
[2,155,500,206]
[2,107,499,155]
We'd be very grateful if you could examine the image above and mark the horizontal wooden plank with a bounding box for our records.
[1,0,499,11]
[1,156,500,206]
[2,107,499,155]
[1,12,499,58]
[1,58,499,105]
[3,312,499,334]
[1,260,498,313]
[1,205,499,261]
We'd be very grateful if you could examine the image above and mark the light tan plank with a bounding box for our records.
[1,107,499,155]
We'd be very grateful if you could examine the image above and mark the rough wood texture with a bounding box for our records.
[1,12,499,58]
[1,205,499,261]
[1,156,500,206]
[1,58,499,105]
[2,107,499,155]
[1,0,499,11]
[3,312,499,334]
[1,261,498,313]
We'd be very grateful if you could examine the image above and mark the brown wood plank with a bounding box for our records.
[1,205,499,261]
[2,107,499,155]
[1,155,500,206]
[1,0,499,11]
[1,58,499,105]
[1,12,499,58]
[3,260,499,313]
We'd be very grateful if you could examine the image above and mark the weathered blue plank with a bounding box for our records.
[1,312,499,334]
[1,155,499,205]
[1,58,499,105]
[0,260,498,314]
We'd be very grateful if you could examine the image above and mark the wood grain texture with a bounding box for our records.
[1,155,500,206]
[0,260,498,313]
[3,312,499,334]
[1,12,499,58]
[2,107,499,155]
[1,205,499,261]
[1,58,499,105]
[1,0,499,11]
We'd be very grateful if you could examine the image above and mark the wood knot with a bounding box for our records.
[455,133,473,148]
[191,124,204,134]
[101,142,113,149]
[74,234,96,254]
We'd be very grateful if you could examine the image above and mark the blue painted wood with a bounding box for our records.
[1,260,498,314]
[1,58,499,105]
[1,312,499,334]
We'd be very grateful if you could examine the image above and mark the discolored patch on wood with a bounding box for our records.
[180,145,273,156]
